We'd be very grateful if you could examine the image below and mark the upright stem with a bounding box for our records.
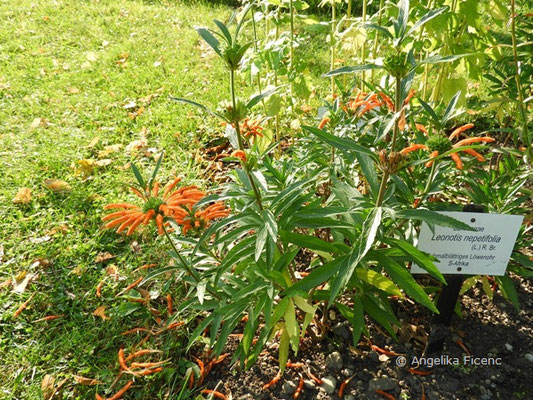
[511,0,531,157]
[230,69,264,210]
[289,0,295,96]
[360,0,367,90]
[376,75,403,207]
[347,0,352,20]
[163,227,221,300]
[330,1,336,94]
[251,4,266,114]
[370,0,385,83]
[391,75,402,151]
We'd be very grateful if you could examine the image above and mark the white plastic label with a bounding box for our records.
[413,212,523,276]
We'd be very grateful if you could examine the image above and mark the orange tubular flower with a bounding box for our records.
[181,202,230,235]
[241,118,263,138]
[103,178,228,236]
[231,150,247,162]
[400,144,428,155]
[450,152,463,170]
[421,124,495,170]
[318,117,330,129]
[403,89,416,105]
[378,92,394,112]
[448,123,474,140]
[425,150,439,168]
[415,124,428,135]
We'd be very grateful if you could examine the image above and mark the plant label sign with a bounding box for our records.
[413,212,523,276]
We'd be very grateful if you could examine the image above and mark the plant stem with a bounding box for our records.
[230,69,264,210]
[330,0,336,95]
[370,0,385,83]
[360,0,367,90]
[163,226,221,300]
[251,4,267,114]
[391,75,402,151]
[376,75,403,207]
[375,170,390,207]
[510,0,531,158]
[289,0,295,96]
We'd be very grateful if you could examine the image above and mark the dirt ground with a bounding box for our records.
[202,274,533,400]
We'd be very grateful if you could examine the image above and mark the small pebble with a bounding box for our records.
[320,376,337,394]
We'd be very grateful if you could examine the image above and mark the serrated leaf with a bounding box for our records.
[282,256,347,296]
[329,207,382,303]
[355,267,403,297]
[373,252,439,313]
[279,326,289,374]
[323,64,383,77]
[302,125,373,155]
[385,238,445,284]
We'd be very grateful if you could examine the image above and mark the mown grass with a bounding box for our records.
[0,0,240,398]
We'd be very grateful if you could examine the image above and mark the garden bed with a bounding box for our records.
[203,274,533,400]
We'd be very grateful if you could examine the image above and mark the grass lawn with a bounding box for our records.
[0,1,241,398]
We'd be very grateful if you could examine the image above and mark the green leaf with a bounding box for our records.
[329,207,382,303]
[401,7,447,44]
[271,297,290,326]
[284,299,299,352]
[496,275,519,310]
[385,238,445,284]
[130,162,145,188]
[418,54,472,66]
[361,294,398,339]
[148,152,164,190]
[302,125,373,155]
[396,209,475,231]
[336,297,364,346]
[396,0,410,38]
[372,251,439,313]
[169,97,225,120]
[355,153,379,197]
[282,256,348,296]
[246,87,278,109]
[262,209,278,242]
[363,23,393,39]
[323,64,383,77]
[442,90,462,125]
[280,231,350,254]
[213,20,232,45]
[279,326,289,374]
[194,26,222,56]
[418,99,441,128]
[293,296,316,314]
[355,268,403,297]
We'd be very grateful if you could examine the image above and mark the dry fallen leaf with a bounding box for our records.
[86,52,97,62]
[73,375,101,386]
[95,159,112,167]
[13,272,37,293]
[87,136,100,147]
[70,266,83,276]
[92,306,109,320]
[13,187,32,204]
[98,144,122,158]
[75,159,95,176]
[96,252,114,263]
[30,118,43,129]
[41,374,55,400]
[0,279,12,290]
[29,235,52,244]
[105,264,120,280]
[44,179,71,193]
[68,87,80,94]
